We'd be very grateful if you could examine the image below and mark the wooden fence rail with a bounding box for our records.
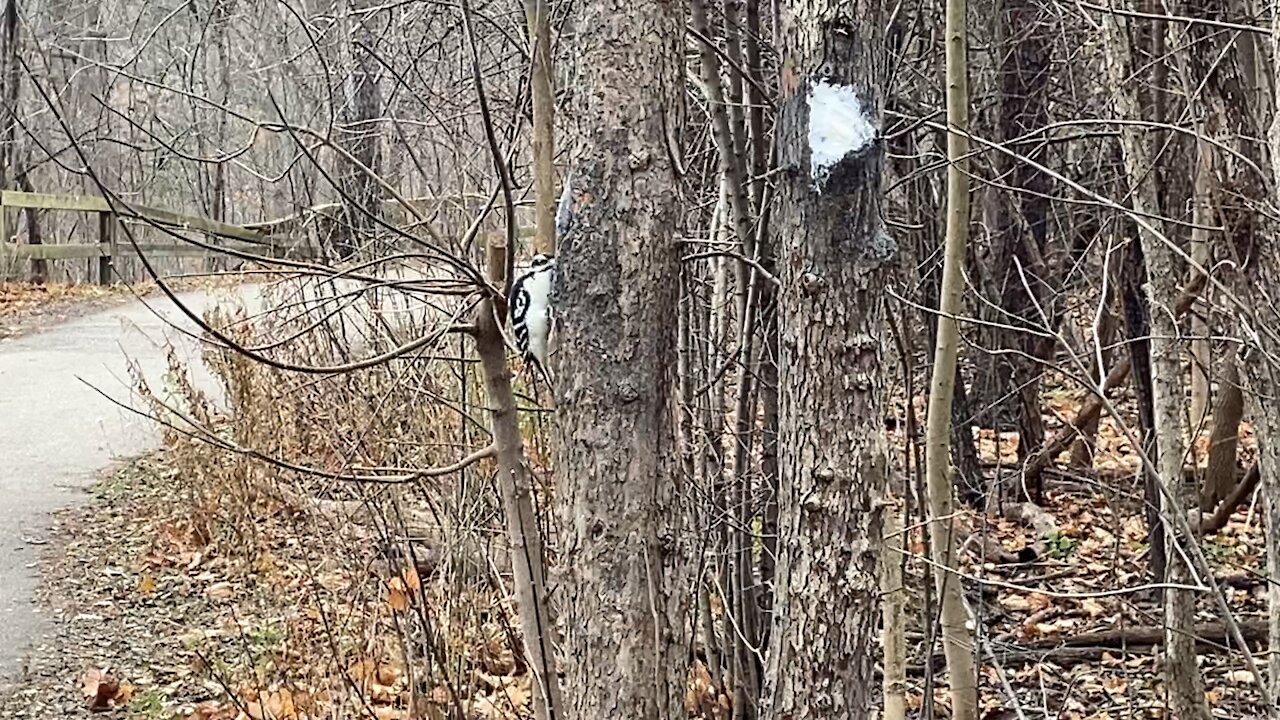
[0,190,310,284]
[0,190,537,285]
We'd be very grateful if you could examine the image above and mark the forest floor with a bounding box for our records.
[0,453,506,720]
[0,420,1267,719]
[0,303,1268,718]
[917,391,1269,719]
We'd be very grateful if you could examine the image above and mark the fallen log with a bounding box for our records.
[1199,461,1260,536]
[1025,619,1267,650]
[910,619,1267,674]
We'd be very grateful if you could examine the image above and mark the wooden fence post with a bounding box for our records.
[97,210,113,285]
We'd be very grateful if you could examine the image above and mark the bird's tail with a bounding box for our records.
[527,356,553,399]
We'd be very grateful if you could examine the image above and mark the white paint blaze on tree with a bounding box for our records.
[760,0,894,717]
[806,79,877,192]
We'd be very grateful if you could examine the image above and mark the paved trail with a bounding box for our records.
[0,287,259,682]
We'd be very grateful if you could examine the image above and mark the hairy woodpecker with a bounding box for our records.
[509,175,571,377]
[508,253,556,377]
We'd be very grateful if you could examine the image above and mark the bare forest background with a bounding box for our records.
[2,0,1280,718]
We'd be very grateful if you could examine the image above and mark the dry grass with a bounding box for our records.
[120,270,548,719]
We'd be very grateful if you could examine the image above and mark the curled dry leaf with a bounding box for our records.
[402,566,421,592]
[205,581,235,601]
[79,667,125,711]
[255,552,277,574]
[387,577,409,612]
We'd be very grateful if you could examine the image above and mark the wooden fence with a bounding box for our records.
[0,190,538,285]
[0,190,305,284]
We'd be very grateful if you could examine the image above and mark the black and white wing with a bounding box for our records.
[509,277,532,357]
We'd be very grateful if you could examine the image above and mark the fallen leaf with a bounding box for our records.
[1102,677,1127,696]
[403,566,421,592]
[255,552,277,574]
[205,581,235,600]
[507,679,531,709]
[137,574,157,595]
[1001,592,1051,613]
[1079,598,1106,617]
[387,577,408,612]
[348,659,376,685]
[1228,669,1257,685]
[368,682,397,703]
[264,689,297,719]
[80,667,122,711]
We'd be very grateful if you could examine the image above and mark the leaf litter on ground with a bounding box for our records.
[0,449,533,720]
[0,349,1271,719]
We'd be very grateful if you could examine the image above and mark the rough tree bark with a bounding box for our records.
[0,0,17,192]
[334,0,383,260]
[552,0,688,714]
[1236,1,1280,697]
[1119,234,1166,584]
[1102,6,1208,718]
[758,0,894,716]
[972,0,1054,461]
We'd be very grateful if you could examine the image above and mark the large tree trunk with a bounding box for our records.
[1102,6,1208,718]
[552,0,688,714]
[971,0,1054,461]
[759,0,892,716]
[1241,2,1280,697]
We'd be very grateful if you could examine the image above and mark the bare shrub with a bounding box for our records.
[130,271,543,718]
